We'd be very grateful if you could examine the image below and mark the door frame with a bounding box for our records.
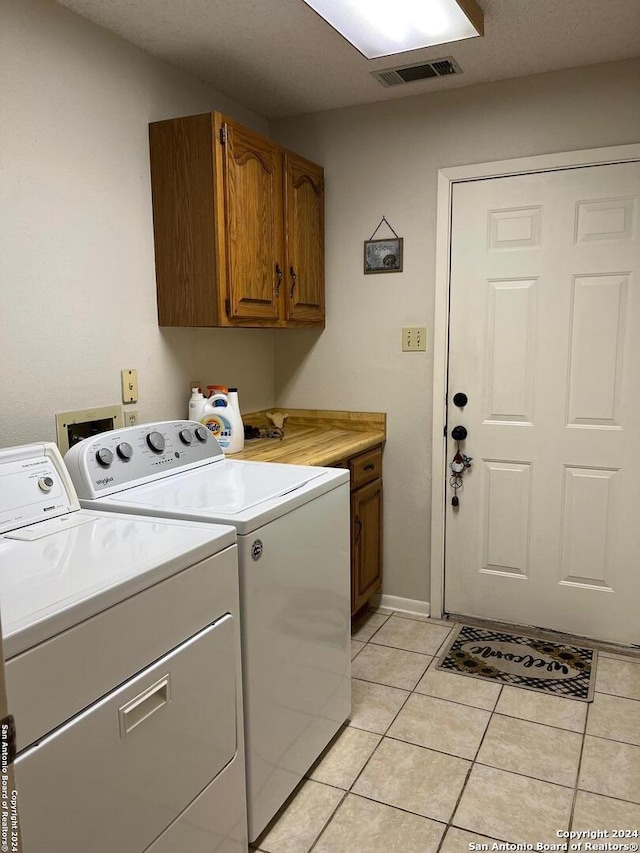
[430,143,640,619]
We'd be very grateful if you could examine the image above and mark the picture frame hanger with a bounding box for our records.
[364,215,403,274]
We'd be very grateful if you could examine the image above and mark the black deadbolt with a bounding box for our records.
[451,425,468,441]
[453,392,468,408]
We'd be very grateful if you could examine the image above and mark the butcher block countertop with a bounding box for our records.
[233,409,386,467]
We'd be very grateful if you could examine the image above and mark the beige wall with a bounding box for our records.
[0,0,275,448]
[271,59,640,606]
[2,0,639,609]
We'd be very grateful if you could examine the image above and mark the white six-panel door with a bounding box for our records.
[445,162,640,645]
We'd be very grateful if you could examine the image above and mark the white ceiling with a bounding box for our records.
[56,0,640,119]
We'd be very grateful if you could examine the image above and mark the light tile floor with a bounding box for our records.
[253,609,640,853]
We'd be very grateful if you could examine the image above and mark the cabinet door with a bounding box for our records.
[218,118,284,324]
[149,113,220,327]
[284,153,325,325]
[351,479,383,614]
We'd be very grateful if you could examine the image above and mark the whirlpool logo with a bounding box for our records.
[95,476,114,487]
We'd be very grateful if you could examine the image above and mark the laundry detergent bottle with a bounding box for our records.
[199,392,244,454]
[226,387,245,452]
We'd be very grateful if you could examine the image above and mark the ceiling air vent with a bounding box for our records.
[372,57,461,87]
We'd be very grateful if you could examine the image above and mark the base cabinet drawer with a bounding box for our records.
[349,446,382,489]
[15,616,238,853]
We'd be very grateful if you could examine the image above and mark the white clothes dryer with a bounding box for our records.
[65,420,351,842]
[0,441,247,853]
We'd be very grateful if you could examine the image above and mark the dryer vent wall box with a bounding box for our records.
[0,440,247,853]
[55,405,124,455]
[64,419,352,843]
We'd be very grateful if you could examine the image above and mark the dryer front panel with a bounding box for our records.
[15,615,238,853]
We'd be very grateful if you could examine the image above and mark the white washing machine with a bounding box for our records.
[0,441,247,853]
[65,420,351,842]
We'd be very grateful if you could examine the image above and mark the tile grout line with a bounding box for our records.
[594,688,640,702]
[305,787,349,853]
[471,760,579,791]
[349,665,432,693]
[252,778,345,853]
[568,701,591,832]
[351,609,393,643]
[485,709,587,737]
[587,731,640,748]
[350,642,366,662]
[442,684,506,843]
[368,638,450,656]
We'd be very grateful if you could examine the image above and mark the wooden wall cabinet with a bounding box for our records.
[149,112,325,328]
[338,446,383,617]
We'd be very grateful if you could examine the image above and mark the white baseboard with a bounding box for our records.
[371,594,430,618]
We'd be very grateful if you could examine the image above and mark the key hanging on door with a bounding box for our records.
[449,442,472,507]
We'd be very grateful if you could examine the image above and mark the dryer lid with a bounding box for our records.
[0,510,236,657]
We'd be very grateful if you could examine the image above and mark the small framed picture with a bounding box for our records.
[364,237,403,274]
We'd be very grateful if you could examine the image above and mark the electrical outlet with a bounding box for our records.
[402,326,427,352]
[121,369,138,403]
[125,410,139,427]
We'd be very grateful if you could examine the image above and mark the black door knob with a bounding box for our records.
[451,425,468,441]
[453,392,468,408]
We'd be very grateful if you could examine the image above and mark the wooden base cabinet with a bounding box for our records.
[344,446,383,617]
[149,112,324,329]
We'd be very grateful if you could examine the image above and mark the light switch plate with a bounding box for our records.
[121,369,138,404]
[402,326,427,352]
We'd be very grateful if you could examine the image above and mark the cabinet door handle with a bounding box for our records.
[355,517,362,544]
[289,266,298,298]
[364,463,375,471]
[275,263,283,297]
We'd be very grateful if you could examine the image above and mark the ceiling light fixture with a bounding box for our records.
[301,0,484,60]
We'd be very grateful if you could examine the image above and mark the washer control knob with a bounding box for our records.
[146,431,166,453]
[96,448,114,467]
[38,476,54,492]
[179,429,194,445]
[194,426,208,443]
[116,442,133,461]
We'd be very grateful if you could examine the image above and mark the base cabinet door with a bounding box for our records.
[351,478,383,615]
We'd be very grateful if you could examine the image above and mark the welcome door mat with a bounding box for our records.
[436,624,597,701]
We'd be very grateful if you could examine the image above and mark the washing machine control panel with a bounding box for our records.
[64,421,226,498]
[0,443,78,535]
